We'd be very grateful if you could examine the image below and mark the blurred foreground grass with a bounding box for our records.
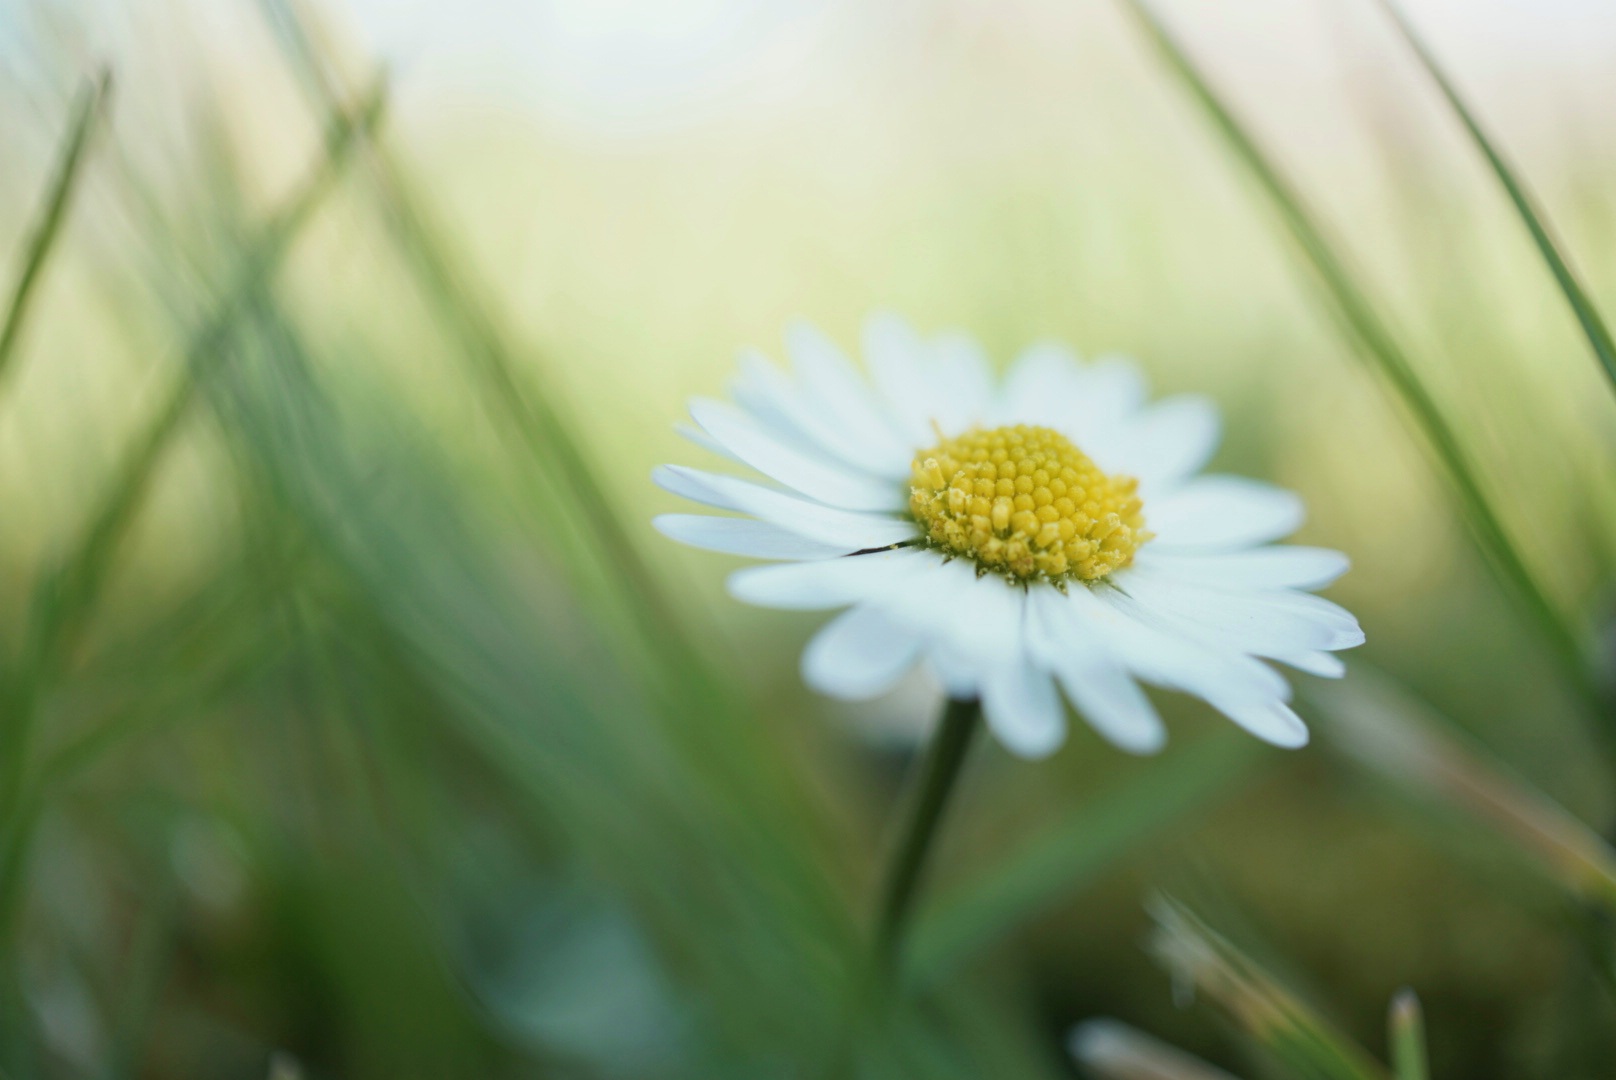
[2,1,1616,1077]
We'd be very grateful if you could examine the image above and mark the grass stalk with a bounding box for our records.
[1372,0,1616,399]
[0,71,112,392]
[1118,0,1611,741]
[0,78,386,1013]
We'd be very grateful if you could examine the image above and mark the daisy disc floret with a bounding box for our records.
[653,315,1363,759]
[910,424,1148,582]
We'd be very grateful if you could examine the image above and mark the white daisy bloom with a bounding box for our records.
[653,314,1362,759]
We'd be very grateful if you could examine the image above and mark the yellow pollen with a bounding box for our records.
[909,424,1150,583]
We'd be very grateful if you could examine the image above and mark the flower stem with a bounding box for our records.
[873,695,981,982]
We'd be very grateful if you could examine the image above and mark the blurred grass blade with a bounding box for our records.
[1374,0,1616,397]
[23,77,386,677]
[1071,1019,1244,1080]
[0,77,386,944]
[1116,0,1608,730]
[1150,897,1390,1080]
[0,71,111,392]
[1310,670,1616,917]
[257,0,708,696]
[1387,989,1429,1080]
[911,731,1267,982]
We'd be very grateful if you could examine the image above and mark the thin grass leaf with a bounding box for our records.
[1309,669,1616,918]
[1115,0,1609,735]
[0,76,386,952]
[1150,897,1390,1080]
[910,730,1267,983]
[1372,0,1616,398]
[0,70,112,392]
[1071,1019,1244,1080]
[1387,989,1429,1080]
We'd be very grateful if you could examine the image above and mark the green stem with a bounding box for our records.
[874,696,981,981]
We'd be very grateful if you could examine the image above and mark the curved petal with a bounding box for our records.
[991,342,1086,429]
[802,605,924,700]
[982,660,1067,759]
[1134,547,1350,591]
[1146,476,1305,551]
[929,331,994,435]
[1115,565,1362,657]
[653,465,918,549]
[1111,394,1221,492]
[1073,584,1292,707]
[785,322,914,471]
[731,350,905,478]
[863,312,940,447]
[1219,700,1310,748]
[652,514,851,561]
[728,547,931,610]
[1027,586,1166,754]
[688,398,905,511]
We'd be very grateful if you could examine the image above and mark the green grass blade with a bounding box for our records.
[0,70,112,391]
[0,77,386,954]
[910,730,1267,982]
[1309,669,1616,919]
[1387,989,1430,1080]
[23,78,385,676]
[1150,897,1390,1080]
[1373,0,1616,398]
[1116,0,1609,734]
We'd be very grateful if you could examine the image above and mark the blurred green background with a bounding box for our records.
[3,0,1616,1077]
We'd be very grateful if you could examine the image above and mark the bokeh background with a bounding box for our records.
[3,0,1616,1077]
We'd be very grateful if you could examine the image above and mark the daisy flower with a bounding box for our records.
[653,315,1362,759]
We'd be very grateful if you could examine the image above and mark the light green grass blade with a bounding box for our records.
[1116,0,1608,737]
[0,71,111,392]
[1309,669,1616,919]
[1373,0,1616,398]
[910,730,1267,982]
[1150,896,1390,1080]
[1387,989,1430,1080]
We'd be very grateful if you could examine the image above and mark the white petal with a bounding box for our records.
[1115,565,1361,657]
[675,422,739,462]
[1135,547,1350,591]
[731,350,903,478]
[1074,584,1292,706]
[862,312,939,447]
[982,661,1067,759]
[929,332,994,434]
[1219,700,1310,748]
[785,322,913,472]
[1147,476,1305,551]
[652,514,850,561]
[1027,587,1166,754]
[728,547,930,610]
[1112,394,1221,491]
[992,342,1085,428]
[1280,651,1347,678]
[653,465,918,549]
[801,605,923,700]
[687,398,904,512]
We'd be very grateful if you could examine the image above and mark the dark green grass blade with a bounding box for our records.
[1117,0,1608,731]
[910,730,1267,982]
[0,71,112,391]
[1373,0,1616,398]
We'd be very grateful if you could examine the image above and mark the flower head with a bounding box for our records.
[653,315,1362,758]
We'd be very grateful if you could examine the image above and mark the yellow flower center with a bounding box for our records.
[909,424,1149,582]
